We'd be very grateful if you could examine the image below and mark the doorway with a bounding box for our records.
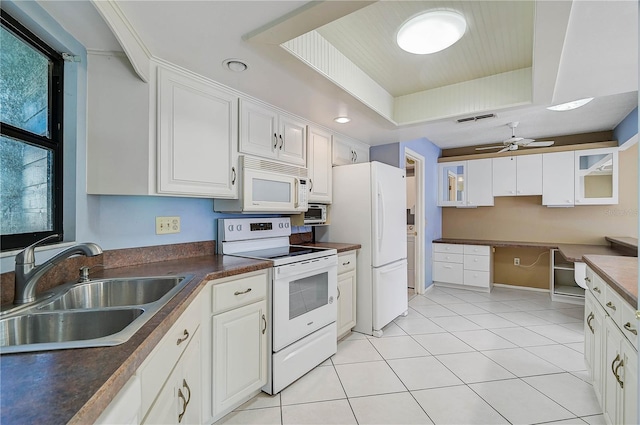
[405,148,425,296]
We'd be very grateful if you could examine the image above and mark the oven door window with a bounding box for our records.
[289,271,328,320]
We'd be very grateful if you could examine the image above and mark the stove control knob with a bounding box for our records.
[285,223,289,228]
[236,225,242,231]
[227,225,234,231]
[279,223,284,228]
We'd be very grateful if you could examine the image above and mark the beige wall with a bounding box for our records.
[442,143,638,288]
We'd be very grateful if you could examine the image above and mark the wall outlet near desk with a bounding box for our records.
[513,257,520,266]
[156,216,181,234]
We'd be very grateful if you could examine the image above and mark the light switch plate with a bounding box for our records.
[156,216,181,234]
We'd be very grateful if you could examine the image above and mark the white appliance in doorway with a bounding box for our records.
[316,161,408,337]
[218,217,338,394]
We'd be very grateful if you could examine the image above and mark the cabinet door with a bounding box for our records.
[337,270,357,339]
[603,317,621,425]
[619,337,638,425]
[516,154,542,195]
[492,157,517,196]
[307,126,332,203]
[574,148,618,205]
[278,114,307,166]
[438,162,466,206]
[542,151,575,206]
[212,300,268,417]
[95,376,141,425]
[239,99,278,160]
[332,135,355,165]
[585,292,605,404]
[352,140,369,164]
[466,159,493,207]
[157,67,238,198]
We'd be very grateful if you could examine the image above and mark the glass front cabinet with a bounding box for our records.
[574,147,618,205]
[438,161,466,206]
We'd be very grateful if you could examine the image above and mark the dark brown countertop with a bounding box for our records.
[0,254,272,425]
[302,242,361,253]
[433,238,558,250]
[556,244,622,262]
[583,255,638,306]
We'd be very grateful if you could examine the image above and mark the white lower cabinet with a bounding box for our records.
[585,265,638,425]
[432,243,492,291]
[337,251,357,339]
[207,270,269,423]
[95,375,142,425]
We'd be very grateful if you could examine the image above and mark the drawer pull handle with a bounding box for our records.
[585,277,591,283]
[606,301,616,311]
[176,329,189,345]
[234,288,252,296]
[262,314,267,335]
[593,287,601,294]
[624,322,638,335]
[342,261,351,266]
[586,312,595,334]
[337,287,341,299]
[273,133,278,149]
[182,378,191,405]
[178,388,187,422]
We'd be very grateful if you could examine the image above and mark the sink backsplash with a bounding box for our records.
[0,241,215,305]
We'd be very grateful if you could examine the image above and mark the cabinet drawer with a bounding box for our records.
[464,270,491,288]
[590,272,606,305]
[433,252,463,264]
[621,301,639,350]
[338,252,357,274]
[604,286,624,328]
[139,295,202,415]
[433,243,464,254]
[212,272,268,315]
[464,254,491,272]
[463,245,491,256]
[433,261,463,284]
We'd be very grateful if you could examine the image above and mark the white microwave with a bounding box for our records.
[214,156,308,213]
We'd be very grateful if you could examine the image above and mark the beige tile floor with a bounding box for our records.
[216,285,604,425]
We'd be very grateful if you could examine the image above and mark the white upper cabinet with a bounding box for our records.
[332,134,369,165]
[307,126,333,203]
[466,159,494,207]
[492,154,542,197]
[239,98,306,166]
[574,147,618,205]
[542,151,575,207]
[438,159,493,207]
[157,66,239,198]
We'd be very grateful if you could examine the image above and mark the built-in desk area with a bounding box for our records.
[432,237,637,303]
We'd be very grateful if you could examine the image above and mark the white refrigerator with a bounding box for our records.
[316,161,408,337]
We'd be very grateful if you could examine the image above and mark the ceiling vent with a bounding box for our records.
[456,113,496,123]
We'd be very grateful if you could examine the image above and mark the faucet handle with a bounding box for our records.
[15,234,60,265]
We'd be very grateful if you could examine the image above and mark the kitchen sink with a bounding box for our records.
[38,277,186,310]
[0,274,194,354]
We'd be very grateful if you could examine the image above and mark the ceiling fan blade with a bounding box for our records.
[524,141,554,147]
[497,146,511,153]
[516,138,535,145]
[475,145,505,151]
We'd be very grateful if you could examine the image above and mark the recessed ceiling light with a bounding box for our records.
[546,97,594,111]
[334,116,351,124]
[222,59,248,72]
[397,11,467,55]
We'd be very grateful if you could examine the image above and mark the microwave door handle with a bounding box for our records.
[294,178,299,208]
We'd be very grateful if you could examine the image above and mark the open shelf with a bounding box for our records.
[550,249,584,304]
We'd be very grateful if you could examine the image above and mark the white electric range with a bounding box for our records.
[218,217,338,394]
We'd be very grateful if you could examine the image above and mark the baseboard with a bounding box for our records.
[492,283,550,293]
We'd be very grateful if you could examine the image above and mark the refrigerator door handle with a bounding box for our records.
[377,183,385,248]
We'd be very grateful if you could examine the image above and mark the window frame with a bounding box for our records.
[1,9,64,251]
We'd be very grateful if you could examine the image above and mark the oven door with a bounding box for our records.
[272,255,337,351]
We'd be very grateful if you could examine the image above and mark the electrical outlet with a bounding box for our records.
[156,216,181,234]
[514,257,520,266]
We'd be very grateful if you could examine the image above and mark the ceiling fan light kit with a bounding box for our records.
[475,122,555,153]
[396,10,467,54]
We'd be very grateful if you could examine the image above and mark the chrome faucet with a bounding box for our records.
[14,235,103,304]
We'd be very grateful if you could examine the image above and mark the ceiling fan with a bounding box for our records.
[475,122,555,153]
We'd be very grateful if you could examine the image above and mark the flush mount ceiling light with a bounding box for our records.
[334,116,351,124]
[546,97,594,111]
[222,58,248,72]
[396,10,467,54]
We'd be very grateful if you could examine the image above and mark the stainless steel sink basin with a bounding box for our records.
[0,309,144,347]
[0,274,194,354]
[38,277,185,310]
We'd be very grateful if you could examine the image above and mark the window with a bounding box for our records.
[0,10,63,251]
